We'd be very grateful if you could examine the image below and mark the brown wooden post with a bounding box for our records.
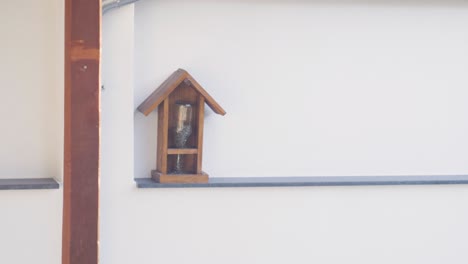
[197,97,205,174]
[157,99,169,174]
[62,0,101,263]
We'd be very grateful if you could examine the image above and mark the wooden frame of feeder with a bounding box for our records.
[138,69,226,183]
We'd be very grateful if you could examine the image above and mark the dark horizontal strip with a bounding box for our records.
[0,178,60,190]
[135,175,468,188]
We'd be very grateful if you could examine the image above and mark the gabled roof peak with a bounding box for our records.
[137,69,226,116]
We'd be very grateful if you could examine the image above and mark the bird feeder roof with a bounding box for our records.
[137,69,226,116]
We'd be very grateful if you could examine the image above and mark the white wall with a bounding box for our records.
[134,0,468,178]
[2,1,468,263]
[0,0,63,263]
[0,0,63,180]
[0,190,62,264]
[101,1,468,264]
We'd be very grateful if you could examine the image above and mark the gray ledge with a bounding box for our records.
[135,175,468,188]
[0,178,60,190]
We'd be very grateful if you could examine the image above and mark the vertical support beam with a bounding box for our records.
[197,97,205,174]
[63,0,101,263]
[157,99,169,174]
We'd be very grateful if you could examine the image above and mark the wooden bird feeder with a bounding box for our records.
[138,69,226,183]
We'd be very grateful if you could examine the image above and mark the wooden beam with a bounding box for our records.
[62,0,101,263]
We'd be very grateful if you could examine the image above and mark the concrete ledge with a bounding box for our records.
[135,175,468,188]
[0,178,60,190]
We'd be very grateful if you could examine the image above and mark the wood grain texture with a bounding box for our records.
[147,70,226,183]
[63,0,100,264]
[156,99,169,174]
[138,69,188,115]
[197,97,205,174]
[70,41,99,61]
[152,170,209,184]
[185,73,226,116]
[167,148,198,155]
[137,69,226,116]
